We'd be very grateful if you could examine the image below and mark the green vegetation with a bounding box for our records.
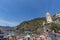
[16,16,60,33]
[50,23,60,31]
[16,17,46,32]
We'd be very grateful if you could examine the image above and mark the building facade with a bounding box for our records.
[46,12,53,23]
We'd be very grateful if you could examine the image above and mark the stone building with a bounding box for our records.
[43,12,53,33]
[46,12,53,23]
[54,12,60,24]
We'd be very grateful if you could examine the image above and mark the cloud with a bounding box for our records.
[0,19,19,27]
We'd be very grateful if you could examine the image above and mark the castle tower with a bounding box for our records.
[46,12,53,23]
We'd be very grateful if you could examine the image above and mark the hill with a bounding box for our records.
[0,26,14,30]
[16,17,46,32]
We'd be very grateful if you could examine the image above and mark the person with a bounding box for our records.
[28,37,30,40]
[40,33,52,40]
[23,37,26,40]
[40,34,46,40]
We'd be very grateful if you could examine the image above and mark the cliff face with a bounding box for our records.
[16,17,46,32]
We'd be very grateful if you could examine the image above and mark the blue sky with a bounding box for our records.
[0,0,60,26]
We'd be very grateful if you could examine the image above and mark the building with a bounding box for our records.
[0,29,5,40]
[46,12,53,23]
[55,12,60,17]
[54,12,60,24]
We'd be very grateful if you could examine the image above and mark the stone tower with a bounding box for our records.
[46,12,53,23]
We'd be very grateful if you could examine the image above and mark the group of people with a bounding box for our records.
[20,34,51,40]
[7,29,59,40]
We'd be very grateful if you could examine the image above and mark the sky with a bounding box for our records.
[0,0,60,27]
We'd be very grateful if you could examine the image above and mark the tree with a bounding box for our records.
[50,23,60,31]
